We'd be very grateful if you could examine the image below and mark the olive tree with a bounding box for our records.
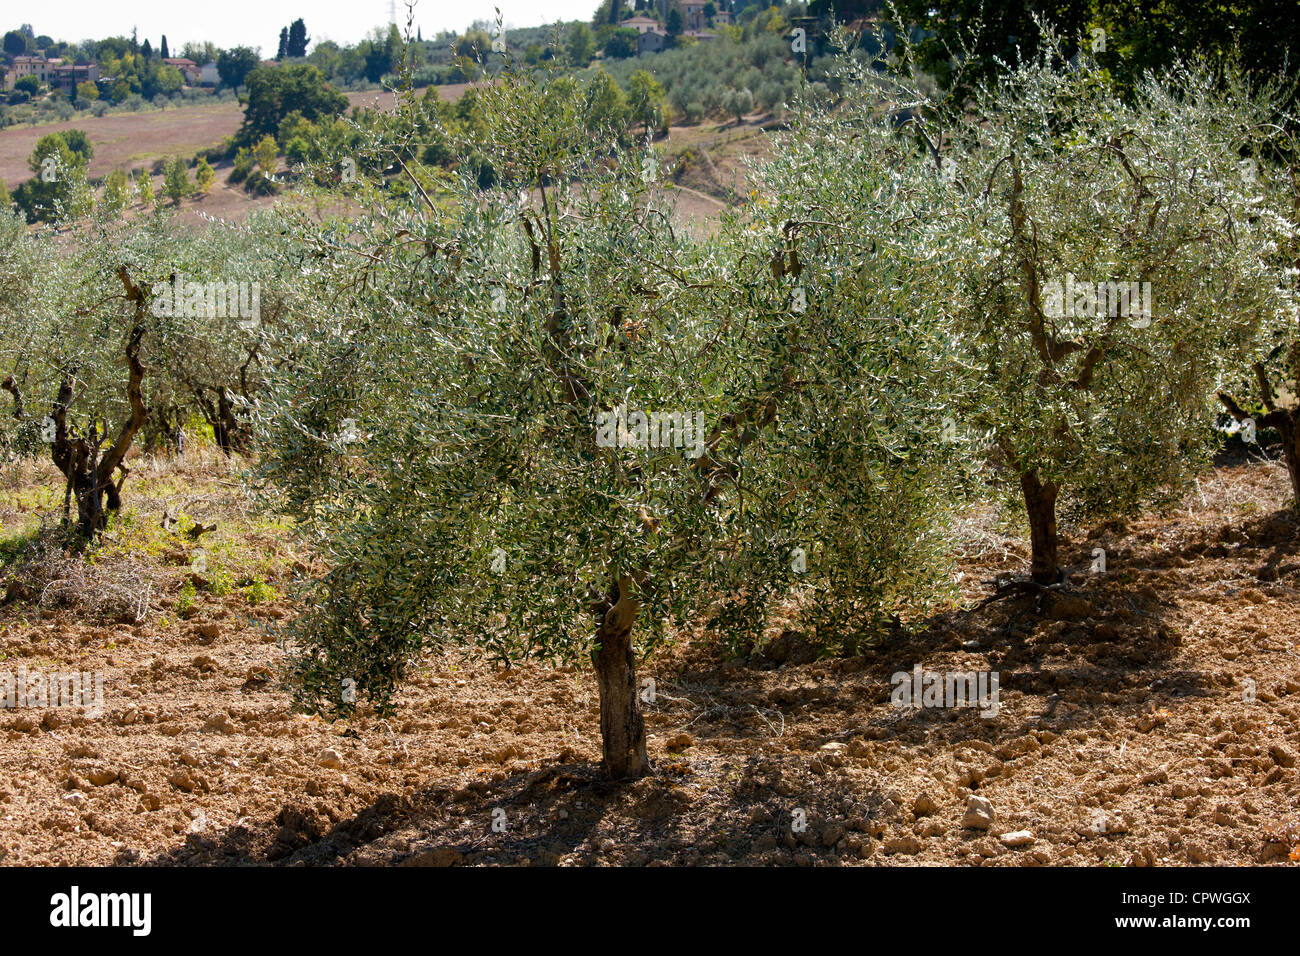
[144,211,299,454]
[903,39,1289,582]
[0,206,292,538]
[1216,129,1300,503]
[163,157,191,205]
[255,63,965,779]
[0,213,156,538]
[0,209,43,437]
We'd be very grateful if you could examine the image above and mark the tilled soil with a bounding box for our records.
[1,457,1298,867]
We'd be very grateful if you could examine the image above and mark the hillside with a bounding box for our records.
[0,84,774,232]
[0,86,464,191]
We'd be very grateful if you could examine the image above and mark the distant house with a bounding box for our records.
[620,15,661,34]
[200,62,219,86]
[49,62,100,94]
[637,29,667,56]
[5,55,54,90]
[682,30,718,42]
[681,2,707,31]
[162,57,202,84]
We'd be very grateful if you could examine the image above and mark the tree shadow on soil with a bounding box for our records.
[139,507,1296,867]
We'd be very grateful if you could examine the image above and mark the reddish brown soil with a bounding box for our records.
[0,452,1297,866]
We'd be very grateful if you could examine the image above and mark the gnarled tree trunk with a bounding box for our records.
[142,403,185,456]
[60,426,115,540]
[49,267,150,543]
[195,385,249,456]
[592,576,650,780]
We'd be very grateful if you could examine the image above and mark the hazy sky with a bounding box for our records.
[20,1,599,53]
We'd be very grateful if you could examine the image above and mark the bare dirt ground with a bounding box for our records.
[659,115,774,236]
[0,446,1298,867]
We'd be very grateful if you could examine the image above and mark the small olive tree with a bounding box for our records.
[100,168,132,214]
[163,157,191,205]
[903,38,1289,581]
[256,63,965,779]
[145,211,298,455]
[0,213,157,538]
[0,206,292,537]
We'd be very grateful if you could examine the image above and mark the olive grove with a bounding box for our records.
[0,26,1294,785]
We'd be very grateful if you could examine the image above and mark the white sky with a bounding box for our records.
[17,0,599,53]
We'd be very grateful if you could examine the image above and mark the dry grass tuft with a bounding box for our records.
[2,519,154,623]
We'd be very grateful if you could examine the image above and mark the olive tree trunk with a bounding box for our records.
[1020,469,1060,583]
[1281,415,1300,506]
[592,576,650,780]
